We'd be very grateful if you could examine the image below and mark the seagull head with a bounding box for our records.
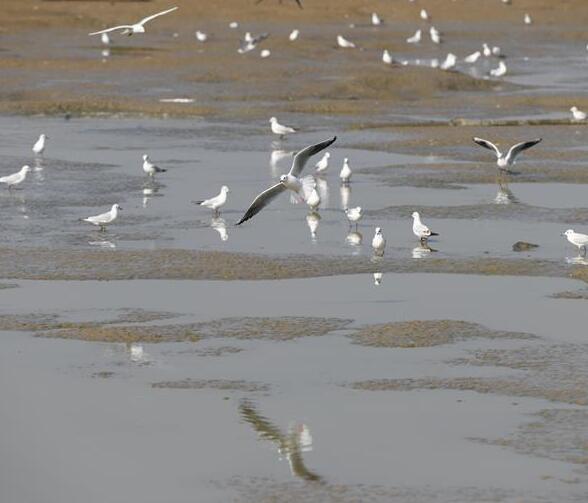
[325,152,331,158]
[269,117,277,123]
[411,211,420,219]
[40,134,47,140]
[221,185,230,194]
[563,229,575,237]
[279,174,288,184]
[571,107,578,112]
[142,154,149,161]
[375,227,382,235]
[343,157,349,163]
[113,203,122,211]
[22,165,31,173]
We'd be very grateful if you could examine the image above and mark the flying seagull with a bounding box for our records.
[472,137,542,171]
[89,7,178,37]
[236,137,336,225]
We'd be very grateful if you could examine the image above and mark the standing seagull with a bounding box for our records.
[88,7,178,37]
[0,165,31,190]
[193,186,230,216]
[340,157,352,184]
[412,211,438,242]
[236,137,336,225]
[570,106,587,121]
[82,204,122,231]
[32,134,48,156]
[142,154,167,177]
[406,29,422,44]
[337,35,356,49]
[345,206,362,229]
[315,152,330,174]
[473,137,542,171]
[371,13,383,26]
[270,117,297,139]
[372,227,386,257]
[562,229,588,256]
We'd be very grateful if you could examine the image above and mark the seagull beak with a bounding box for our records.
[119,206,123,211]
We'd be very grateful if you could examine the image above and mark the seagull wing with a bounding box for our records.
[505,138,542,163]
[89,25,134,36]
[236,183,286,225]
[138,6,178,26]
[473,137,502,158]
[289,136,337,177]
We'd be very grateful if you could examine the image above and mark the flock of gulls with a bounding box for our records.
[4,2,588,261]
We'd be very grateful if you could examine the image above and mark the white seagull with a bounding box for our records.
[0,165,31,189]
[315,152,330,173]
[345,206,362,229]
[142,154,167,177]
[372,13,383,26]
[270,117,297,139]
[489,60,507,77]
[429,26,441,44]
[524,13,532,25]
[473,137,542,171]
[238,32,269,54]
[260,49,271,58]
[382,50,394,65]
[406,29,422,44]
[337,35,356,48]
[193,186,230,216]
[32,134,48,156]
[340,157,352,184]
[412,211,439,242]
[570,106,587,121]
[195,30,208,42]
[464,51,481,63]
[82,204,122,231]
[236,137,336,225]
[289,29,300,41]
[372,227,386,256]
[101,33,110,46]
[420,9,429,21]
[440,53,457,70]
[562,229,588,255]
[88,7,178,37]
[482,43,492,57]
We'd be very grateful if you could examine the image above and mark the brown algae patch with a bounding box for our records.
[349,320,535,348]
[40,317,352,343]
[152,379,269,392]
[551,290,588,300]
[471,409,588,466]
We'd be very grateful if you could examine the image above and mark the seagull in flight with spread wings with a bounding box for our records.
[473,137,542,171]
[236,137,336,225]
[89,7,178,37]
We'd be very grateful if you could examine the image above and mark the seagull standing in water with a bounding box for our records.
[340,158,352,184]
[371,13,383,26]
[562,229,588,256]
[337,35,356,48]
[372,227,386,257]
[406,29,422,44]
[89,7,178,37]
[270,117,297,139]
[142,154,167,177]
[570,106,587,121]
[193,186,230,216]
[345,206,362,229]
[473,137,542,171]
[382,50,394,65]
[412,211,439,242]
[82,204,122,231]
[236,137,336,225]
[32,134,48,156]
[0,165,31,189]
[315,152,330,174]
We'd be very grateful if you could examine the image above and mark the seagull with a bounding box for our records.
[142,154,167,177]
[193,186,230,216]
[0,165,31,189]
[238,32,269,53]
[81,204,122,231]
[489,60,507,77]
[260,49,271,58]
[337,35,356,48]
[373,272,383,286]
[412,211,439,242]
[429,26,441,44]
[270,117,297,139]
[473,137,542,171]
[315,152,330,173]
[305,181,321,210]
[382,50,394,64]
[482,43,492,57]
[492,45,502,57]
[372,13,383,26]
[372,227,386,256]
[406,29,421,44]
[195,30,208,42]
[32,134,48,156]
[562,229,588,256]
[570,106,587,121]
[101,33,110,45]
[88,7,178,37]
[420,9,429,21]
[340,158,352,184]
[464,51,481,63]
[289,29,299,41]
[524,13,532,25]
[345,206,362,229]
[236,137,336,225]
[440,53,457,70]
[229,21,239,29]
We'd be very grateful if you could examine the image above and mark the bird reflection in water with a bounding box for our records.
[269,149,294,177]
[239,401,322,483]
[345,230,362,255]
[142,182,161,208]
[315,176,329,208]
[306,211,320,242]
[127,343,149,364]
[88,239,116,249]
[339,184,351,210]
[412,241,437,259]
[494,179,519,205]
[211,217,228,241]
[565,255,588,266]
